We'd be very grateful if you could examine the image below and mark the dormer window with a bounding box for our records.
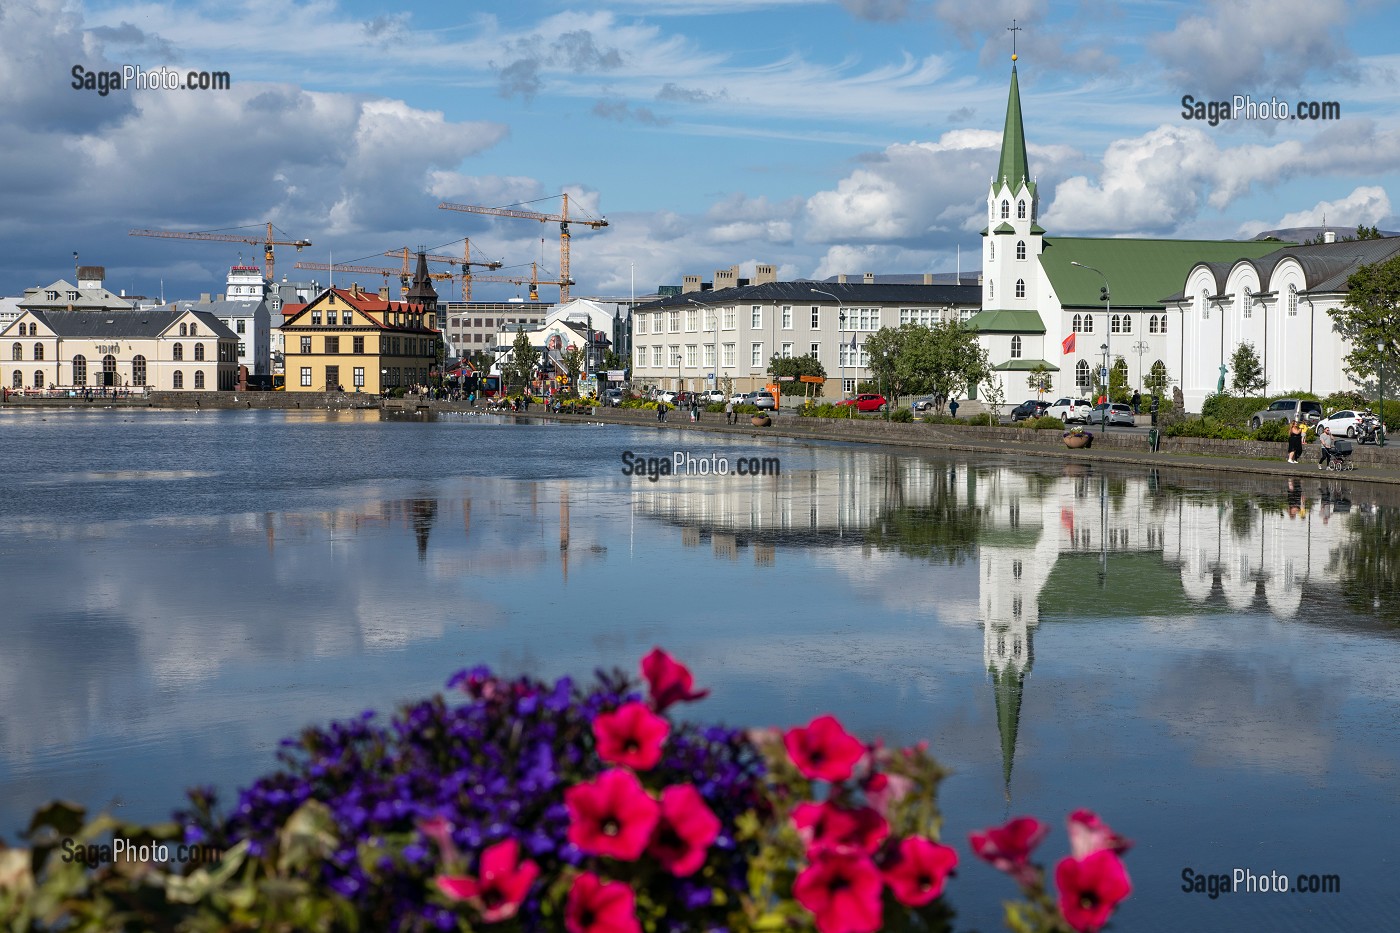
[45,290,58,301]
[67,291,79,301]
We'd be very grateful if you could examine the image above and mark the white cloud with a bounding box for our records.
[1235,186,1393,237]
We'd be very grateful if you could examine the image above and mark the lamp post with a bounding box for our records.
[810,288,846,407]
[1071,261,1112,432]
[1379,339,1387,448]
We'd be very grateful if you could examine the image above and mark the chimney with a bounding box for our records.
[1323,230,1337,244]
[683,274,702,294]
[754,264,777,285]
[837,274,847,283]
[378,286,389,300]
[200,293,211,302]
[923,273,934,284]
[863,272,875,284]
[351,283,362,297]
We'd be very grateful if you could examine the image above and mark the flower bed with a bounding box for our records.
[0,650,1132,932]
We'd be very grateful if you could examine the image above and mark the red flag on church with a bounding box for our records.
[1062,332,1075,354]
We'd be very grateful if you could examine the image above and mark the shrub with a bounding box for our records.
[889,408,914,423]
[1165,417,1251,439]
[1253,419,1289,442]
[1027,415,1067,431]
[966,413,994,426]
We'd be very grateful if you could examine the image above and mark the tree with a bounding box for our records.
[1027,363,1054,398]
[561,346,585,397]
[1144,360,1171,398]
[1330,253,1400,389]
[1305,223,1383,245]
[1230,342,1266,394]
[767,354,827,397]
[981,375,1006,421]
[507,328,536,395]
[864,321,989,411]
[1091,356,1130,402]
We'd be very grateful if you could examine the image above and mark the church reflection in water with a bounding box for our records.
[627,451,1371,797]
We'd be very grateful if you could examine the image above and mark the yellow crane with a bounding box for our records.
[383,243,503,300]
[129,222,311,283]
[437,194,607,303]
[294,259,563,303]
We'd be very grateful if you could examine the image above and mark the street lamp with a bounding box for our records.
[1379,339,1387,448]
[1071,261,1112,432]
[810,288,846,406]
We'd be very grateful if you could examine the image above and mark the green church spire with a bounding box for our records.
[991,662,1025,800]
[997,62,1032,195]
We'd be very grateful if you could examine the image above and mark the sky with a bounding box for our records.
[3,0,1399,305]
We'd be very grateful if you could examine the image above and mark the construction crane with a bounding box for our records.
[293,261,455,291]
[129,222,312,283]
[465,263,568,303]
[437,193,607,303]
[383,243,502,300]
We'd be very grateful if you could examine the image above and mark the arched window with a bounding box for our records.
[1148,315,1159,334]
[1241,288,1252,319]
[189,322,197,336]
[1016,240,1026,260]
[194,343,205,361]
[33,370,42,388]
[173,370,183,389]
[27,323,36,336]
[1150,359,1167,388]
[1288,284,1298,317]
[1159,314,1167,334]
[194,370,205,389]
[1017,200,1026,219]
[10,370,19,388]
[103,355,116,385]
[1015,279,1025,298]
[33,343,43,361]
[1075,360,1090,389]
[72,355,86,386]
[173,342,184,361]
[10,342,19,361]
[1010,335,1022,359]
[1083,314,1093,333]
[1072,313,1083,332]
[989,281,994,300]
[1001,199,1009,219]
[179,323,187,336]
[1200,289,1210,320]
[1111,314,1121,333]
[132,355,146,386]
[1121,315,1131,334]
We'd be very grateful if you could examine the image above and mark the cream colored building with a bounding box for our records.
[3,306,238,391]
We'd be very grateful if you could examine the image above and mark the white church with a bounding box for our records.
[971,56,1394,412]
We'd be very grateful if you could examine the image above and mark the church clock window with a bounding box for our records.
[1001,199,1010,219]
[1015,279,1025,298]
[1016,240,1026,260]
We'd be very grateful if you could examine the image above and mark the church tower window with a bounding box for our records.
[1017,200,1026,219]
[1015,279,1025,298]
[1016,240,1026,260]
[1001,200,1010,219]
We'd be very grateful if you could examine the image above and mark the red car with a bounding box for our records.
[837,393,887,412]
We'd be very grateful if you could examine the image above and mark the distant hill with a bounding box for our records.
[1251,225,1399,243]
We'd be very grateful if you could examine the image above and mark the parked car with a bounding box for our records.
[1010,399,1050,420]
[729,392,749,404]
[1317,409,1366,438]
[1249,398,1322,429]
[837,393,888,413]
[603,388,624,407]
[743,390,777,411]
[911,395,939,412]
[1091,402,1135,426]
[1045,397,1096,423]
[700,389,726,403]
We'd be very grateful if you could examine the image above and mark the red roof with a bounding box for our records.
[281,287,439,333]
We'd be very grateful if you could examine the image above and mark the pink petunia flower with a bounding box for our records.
[565,769,660,861]
[1067,809,1132,859]
[784,715,867,783]
[434,838,539,922]
[593,701,670,771]
[565,871,641,933]
[881,836,958,907]
[793,849,884,933]
[1055,849,1132,933]
[968,816,1049,888]
[791,801,888,857]
[640,648,710,711]
[648,783,722,877]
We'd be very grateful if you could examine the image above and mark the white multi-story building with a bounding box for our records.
[178,265,272,377]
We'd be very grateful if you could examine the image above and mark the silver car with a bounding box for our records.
[1092,402,1135,426]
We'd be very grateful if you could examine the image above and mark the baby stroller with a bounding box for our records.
[1324,437,1356,471]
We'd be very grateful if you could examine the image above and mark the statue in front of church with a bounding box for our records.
[1217,363,1228,394]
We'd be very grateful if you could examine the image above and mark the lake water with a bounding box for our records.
[2,407,1398,931]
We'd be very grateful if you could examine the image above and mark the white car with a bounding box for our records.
[700,390,726,403]
[729,392,749,404]
[1317,409,1365,438]
[1045,397,1096,424]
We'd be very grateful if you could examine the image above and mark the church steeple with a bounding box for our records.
[405,249,438,315]
[997,63,1032,194]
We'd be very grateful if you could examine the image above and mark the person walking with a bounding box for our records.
[1318,425,1335,468]
[657,400,667,423]
[949,398,959,419]
[1131,390,1141,414]
[724,399,734,424]
[1287,419,1304,463]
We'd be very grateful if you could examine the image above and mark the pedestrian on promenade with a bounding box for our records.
[949,398,959,419]
[724,400,734,424]
[657,401,667,422]
[1318,426,1335,468]
[1131,390,1141,414]
[1287,419,1304,463]
[691,400,699,422]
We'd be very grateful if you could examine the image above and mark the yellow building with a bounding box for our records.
[281,279,440,394]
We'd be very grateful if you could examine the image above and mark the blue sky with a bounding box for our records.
[3,0,1397,303]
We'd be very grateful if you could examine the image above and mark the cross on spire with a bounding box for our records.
[1008,19,1023,61]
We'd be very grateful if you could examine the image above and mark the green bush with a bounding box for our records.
[966,413,994,426]
[797,402,849,418]
[1253,419,1289,442]
[1027,415,1066,430]
[1165,416,1251,439]
[887,408,913,423]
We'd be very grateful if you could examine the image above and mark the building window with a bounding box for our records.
[1015,279,1025,298]
[179,323,187,336]
[353,336,364,354]
[1111,314,1121,334]
[1159,314,1167,334]
[722,343,735,366]
[133,355,146,386]
[635,316,645,335]
[1001,199,1009,219]
[299,336,311,354]
[73,354,86,385]
[751,306,762,328]
[194,370,205,389]
[1242,289,1252,319]
[811,342,820,360]
[723,307,735,330]
[10,343,19,361]
[989,282,994,300]
[189,323,197,336]
[782,305,792,329]
[751,343,763,367]
[342,311,352,325]
[704,344,716,367]
[1150,359,1167,387]
[237,341,246,356]
[1017,200,1026,219]
[173,370,183,389]
[684,308,698,332]
[311,310,322,326]
[1148,315,1158,334]
[1011,336,1022,359]
[669,311,680,332]
[989,241,995,261]
[1075,359,1090,389]
[300,366,312,387]
[45,290,58,301]
[325,336,339,354]
[780,342,793,358]
[685,344,698,367]
[173,342,184,361]
[806,306,817,329]
[1016,240,1026,260]
[236,319,246,334]
[651,346,662,367]
[353,366,365,387]
[1122,315,1131,333]
[1288,284,1298,317]
[32,343,43,361]
[10,370,19,388]
[194,343,205,361]
[1200,290,1210,320]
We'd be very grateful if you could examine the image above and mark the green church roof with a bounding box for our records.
[1041,238,1297,310]
[993,358,1059,371]
[965,310,1045,334]
[993,222,1017,235]
[998,64,1032,195]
